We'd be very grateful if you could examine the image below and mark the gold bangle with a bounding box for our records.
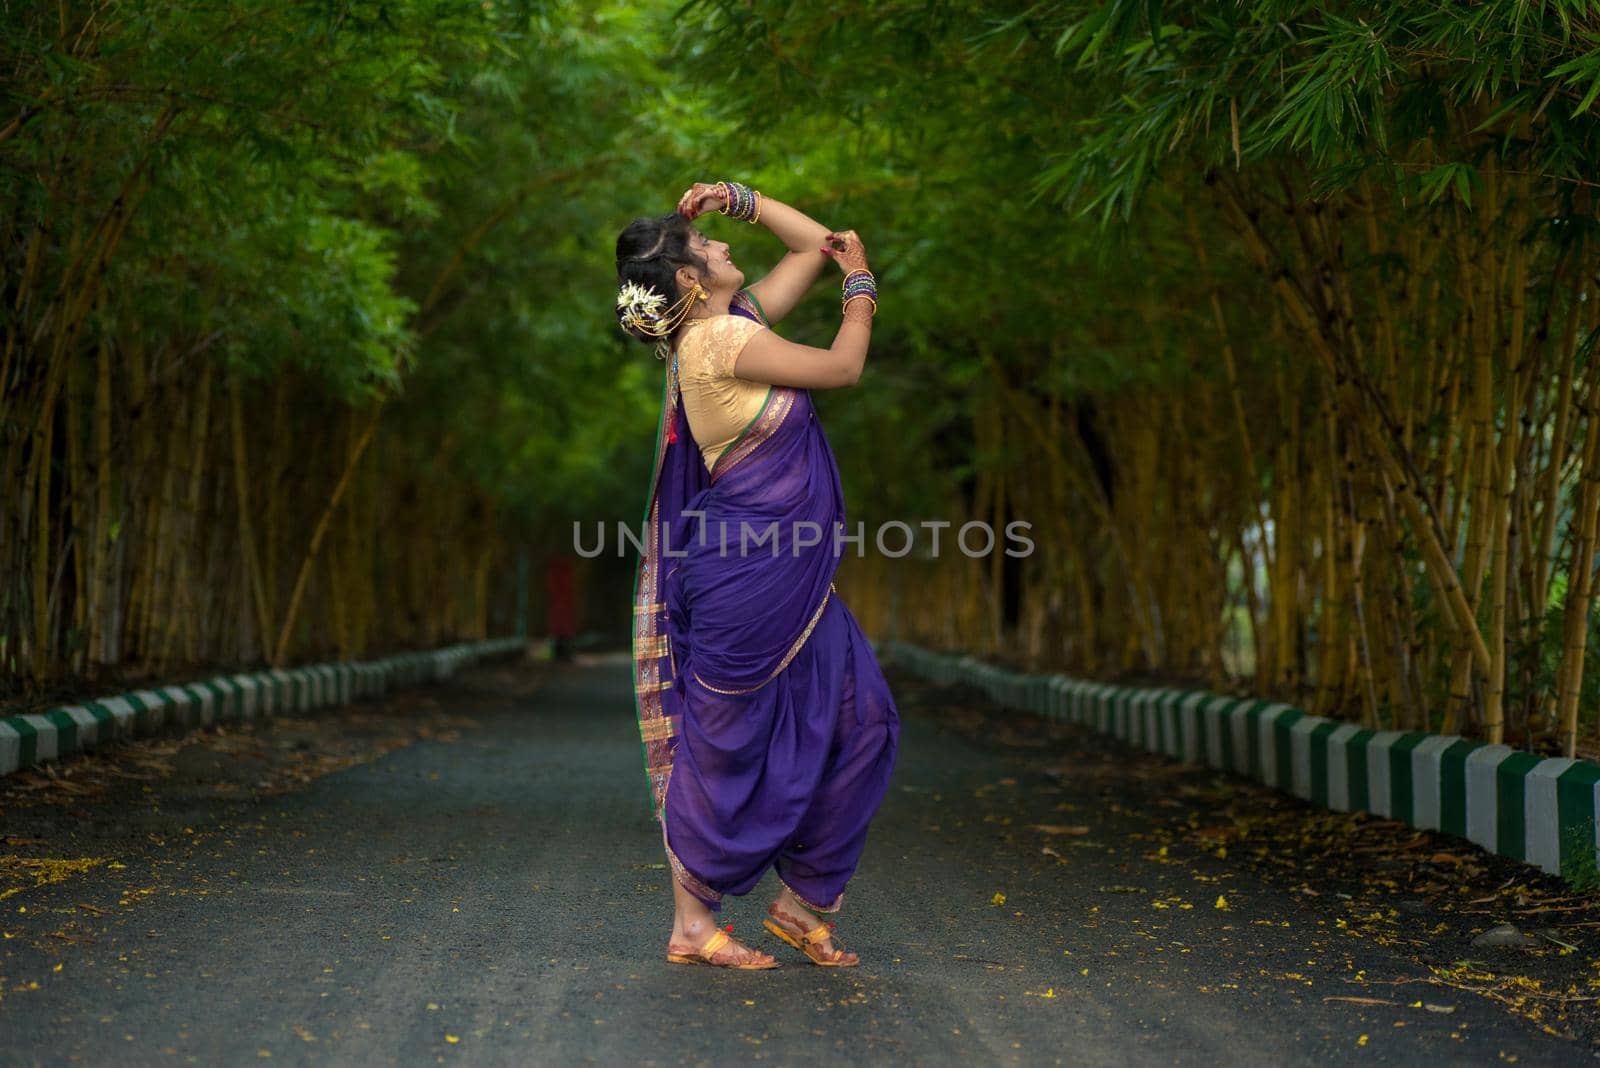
[843,294,876,321]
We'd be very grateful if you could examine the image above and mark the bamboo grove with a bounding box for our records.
[686,1,1600,756]
[12,1,1600,760]
[0,2,674,702]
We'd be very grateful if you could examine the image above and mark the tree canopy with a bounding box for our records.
[8,2,1600,757]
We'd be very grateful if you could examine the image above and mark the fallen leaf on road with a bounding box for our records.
[991,892,1007,906]
[1030,824,1090,836]
[0,855,106,901]
[1193,825,1238,843]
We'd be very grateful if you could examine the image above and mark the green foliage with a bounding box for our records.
[1560,819,1600,892]
[12,0,1600,746]
[1,0,694,522]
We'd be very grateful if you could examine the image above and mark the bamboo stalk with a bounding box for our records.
[989,403,1007,652]
[1483,195,1530,744]
[139,382,178,664]
[28,358,65,682]
[1533,267,1585,613]
[228,370,274,663]
[88,324,113,670]
[265,375,291,630]
[1272,345,1301,695]
[175,359,214,666]
[326,537,348,660]
[1554,409,1600,757]
[65,345,88,674]
[272,404,383,666]
[1314,405,1343,716]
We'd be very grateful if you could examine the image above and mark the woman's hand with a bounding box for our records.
[821,230,869,275]
[676,182,726,221]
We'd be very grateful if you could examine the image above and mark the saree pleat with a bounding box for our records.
[631,297,899,912]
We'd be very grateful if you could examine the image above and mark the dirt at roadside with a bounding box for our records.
[0,661,543,917]
[898,670,1600,1049]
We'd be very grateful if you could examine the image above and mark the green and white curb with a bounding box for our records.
[888,642,1600,884]
[0,637,524,779]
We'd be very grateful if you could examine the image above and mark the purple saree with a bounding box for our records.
[631,295,899,913]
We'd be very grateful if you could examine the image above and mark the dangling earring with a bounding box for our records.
[694,283,707,302]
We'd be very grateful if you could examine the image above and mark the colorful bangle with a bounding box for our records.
[716,181,762,224]
[838,271,876,303]
[841,269,877,314]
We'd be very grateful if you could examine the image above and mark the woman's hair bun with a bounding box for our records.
[614,213,706,345]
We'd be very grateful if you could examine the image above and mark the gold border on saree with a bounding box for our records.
[777,872,844,914]
[712,388,794,482]
[693,582,835,696]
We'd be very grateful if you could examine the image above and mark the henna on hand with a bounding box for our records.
[677,182,725,220]
[843,296,875,324]
[823,229,869,274]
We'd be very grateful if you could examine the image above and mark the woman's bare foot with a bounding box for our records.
[665,864,775,966]
[766,887,858,965]
[666,913,776,966]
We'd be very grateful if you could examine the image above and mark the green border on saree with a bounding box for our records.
[630,372,672,816]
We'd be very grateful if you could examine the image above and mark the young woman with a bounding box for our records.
[615,182,899,969]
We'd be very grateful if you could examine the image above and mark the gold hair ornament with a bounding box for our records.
[617,281,707,359]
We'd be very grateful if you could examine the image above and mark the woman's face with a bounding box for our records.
[688,229,744,293]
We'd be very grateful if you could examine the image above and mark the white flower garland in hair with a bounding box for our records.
[617,281,667,333]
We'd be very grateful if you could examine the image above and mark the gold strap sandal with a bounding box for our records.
[762,915,859,967]
[666,928,778,969]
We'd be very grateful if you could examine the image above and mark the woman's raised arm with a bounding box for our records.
[730,230,876,391]
[678,182,831,325]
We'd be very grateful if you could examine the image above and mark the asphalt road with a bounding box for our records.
[0,656,1590,1066]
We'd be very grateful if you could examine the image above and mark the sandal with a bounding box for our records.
[762,909,859,967]
[666,928,778,969]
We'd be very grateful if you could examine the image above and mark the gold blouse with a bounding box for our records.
[676,314,771,471]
